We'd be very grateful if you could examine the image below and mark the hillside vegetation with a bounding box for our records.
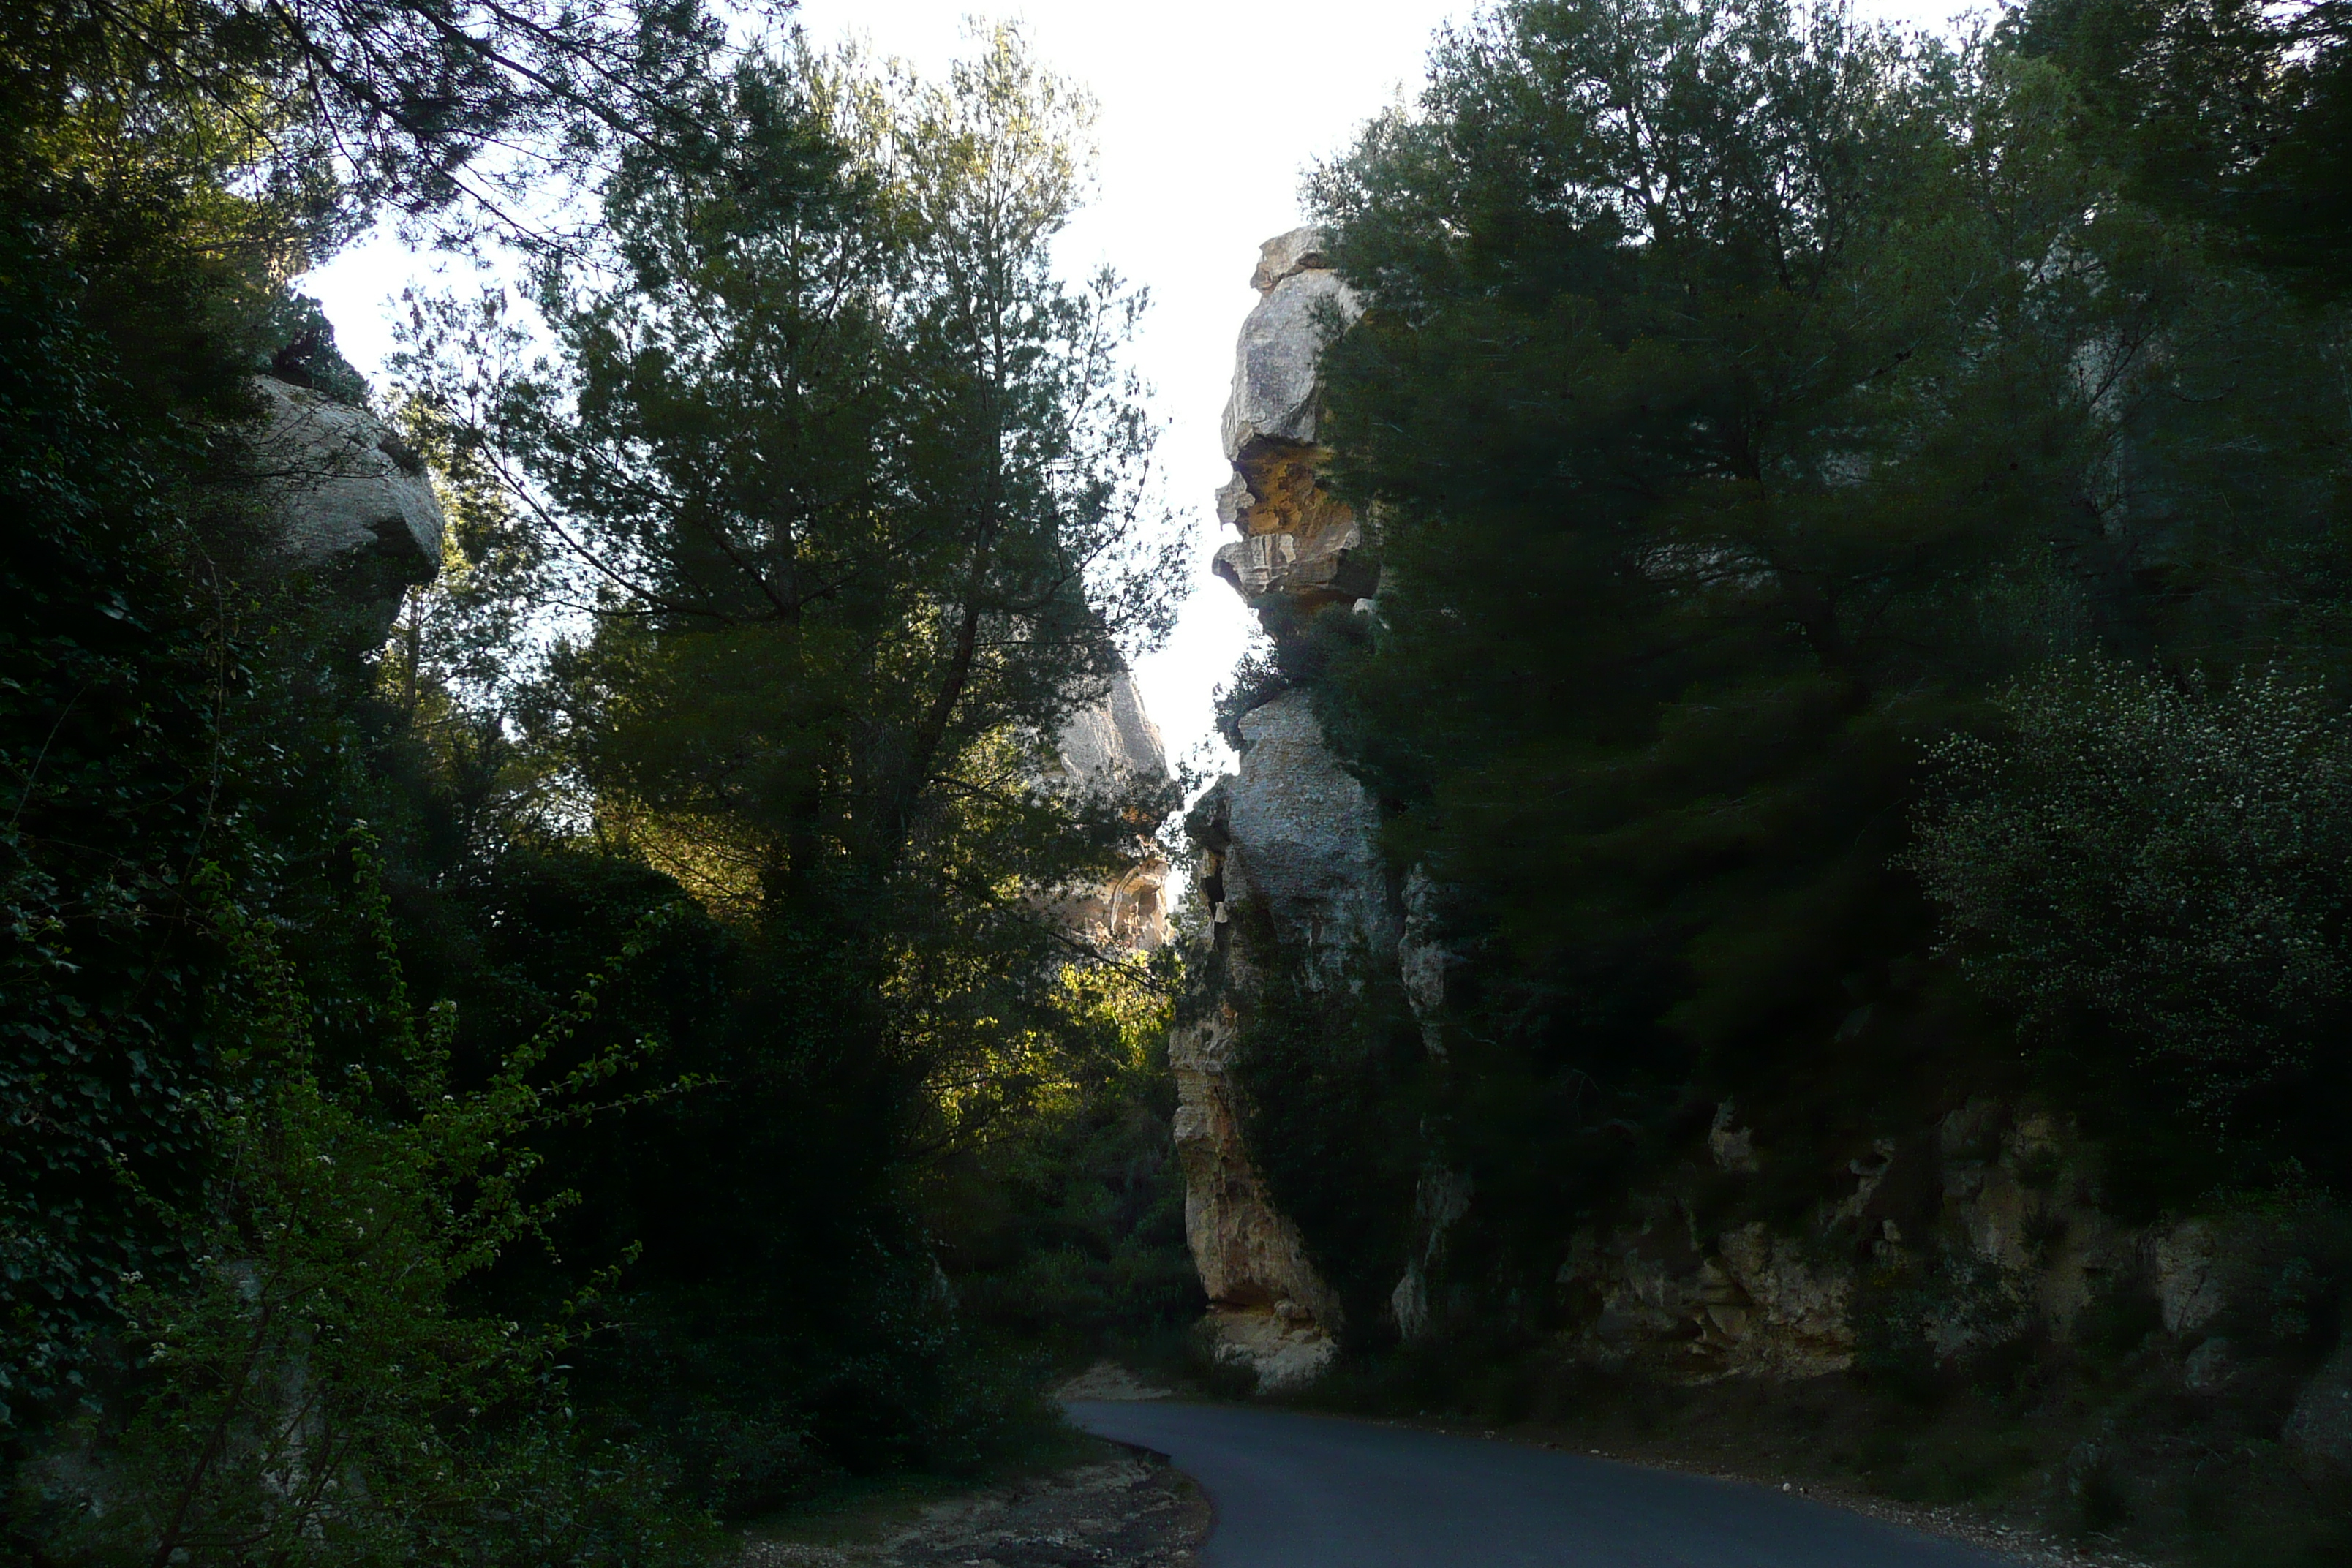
[1214,0,2352,1558]
[1,5,1192,1561]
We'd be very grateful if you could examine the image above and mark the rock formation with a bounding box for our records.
[1177,230,2352,1463]
[1218,690,1390,968]
[1213,230,1371,612]
[1170,698,1375,1386]
[1048,666,1173,951]
[1168,985,1343,1387]
[1172,230,1391,1387]
[249,375,445,641]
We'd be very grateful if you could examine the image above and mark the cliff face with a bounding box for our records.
[1213,231,1373,612]
[1174,234,2350,1452]
[1173,230,1390,1387]
[1171,688,1384,1386]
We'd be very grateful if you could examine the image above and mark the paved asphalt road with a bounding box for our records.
[1066,1400,2012,1568]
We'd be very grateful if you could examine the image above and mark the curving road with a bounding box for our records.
[1066,1400,2011,1568]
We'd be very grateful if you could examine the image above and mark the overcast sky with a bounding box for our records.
[306,0,1976,782]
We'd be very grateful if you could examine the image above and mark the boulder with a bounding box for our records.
[2182,1335,2242,1394]
[1220,229,1360,459]
[252,377,442,575]
[249,376,444,644]
[1204,1305,1338,1390]
[1248,225,1332,293]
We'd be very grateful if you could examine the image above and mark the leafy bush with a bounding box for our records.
[1226,915,1430,1334]
[1912,660,2352,1120]
[10,851,714,1565]
[941,965,1201,1357]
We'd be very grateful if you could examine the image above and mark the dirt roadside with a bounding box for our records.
[736,1448,1210,1568]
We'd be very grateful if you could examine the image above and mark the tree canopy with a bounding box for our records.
[3,7,1194,1559]
[1277,0,2352,1311]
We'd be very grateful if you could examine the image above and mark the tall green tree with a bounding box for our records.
[392,29,1186,1497]
[1288,0,2352,1294]
[409,26,1182,1153]
[2015,0,2352,296]
[0,0,734,1479]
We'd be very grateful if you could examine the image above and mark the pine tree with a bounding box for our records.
[1297,0,2352,1286]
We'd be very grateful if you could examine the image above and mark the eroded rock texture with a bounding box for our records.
[1542,1096,2319,1392]
[1174,231,1395,1388]
[1221,691,1390,969]
[1169,983,1341,1388]
[1169,684,1392,1387]
[253,377,442,564]
[250,376,445,640]
[1049,667,1172,951]
[1174,232,1376,1387]
[1213,229,1370,612]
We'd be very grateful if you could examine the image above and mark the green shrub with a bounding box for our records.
[1912,660,2352,1131]
[9,854,715,1566]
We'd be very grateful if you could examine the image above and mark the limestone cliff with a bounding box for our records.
[249,374,445,641]
[1047,666,1172,951]
[1171,691,1385,1386]
[1213,230,1371,611]
[1173,230,1392,1387]
[1175,231,2347,1428]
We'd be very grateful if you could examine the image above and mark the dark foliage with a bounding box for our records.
[4,0,1193,1557]
[1203,0,2352,1556]
[1272,0,2352,1308]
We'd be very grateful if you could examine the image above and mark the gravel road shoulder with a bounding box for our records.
[738,1450,1210,1568]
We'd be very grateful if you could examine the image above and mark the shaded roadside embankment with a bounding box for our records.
[1068,1400,2012,1567]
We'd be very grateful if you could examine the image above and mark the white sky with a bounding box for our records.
[306,0,1973,783]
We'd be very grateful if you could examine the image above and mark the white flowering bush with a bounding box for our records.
[1910,659,2352,1109]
